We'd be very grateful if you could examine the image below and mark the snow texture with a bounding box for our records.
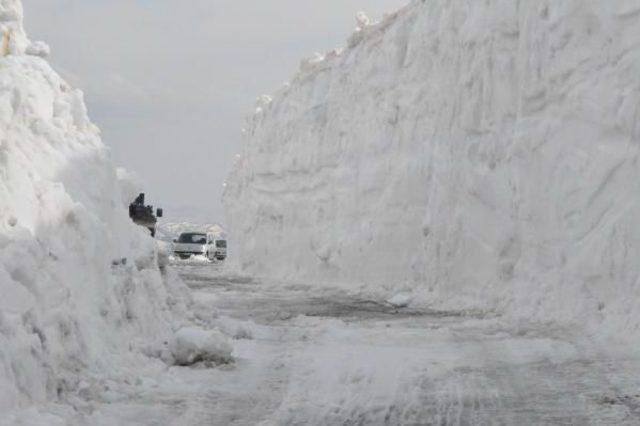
[224,0,640,340]
[0,1,195,421]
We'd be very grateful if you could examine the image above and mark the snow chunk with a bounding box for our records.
[300,52,325,71]
[387,293,412,308]
[355,11,371,30]
[169,327,233,366]
[25,41,49,58]
[256,94,272,108]
[216,317,256,340]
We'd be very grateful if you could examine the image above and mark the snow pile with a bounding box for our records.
[214,316,256,341]
[169,327,233,366]
[0,1,195,420]
[225,1,640,339]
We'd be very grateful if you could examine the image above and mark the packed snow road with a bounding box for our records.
[86,263,640,426]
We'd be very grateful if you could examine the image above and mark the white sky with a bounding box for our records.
[24,0,409,224]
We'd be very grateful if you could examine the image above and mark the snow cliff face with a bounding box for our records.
[0,1,189,417]
[225,1,640,336]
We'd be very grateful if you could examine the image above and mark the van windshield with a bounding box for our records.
[216,240,227,248]
[178,233,207,244]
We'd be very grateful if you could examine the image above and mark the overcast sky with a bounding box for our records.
[24,0,408,224]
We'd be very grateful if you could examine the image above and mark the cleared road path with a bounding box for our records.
[87,264,640,425]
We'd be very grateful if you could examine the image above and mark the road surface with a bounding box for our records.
[85,263,640,425]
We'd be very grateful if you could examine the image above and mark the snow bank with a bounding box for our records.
[169,327,233,366]
[0,1,193,419]
[224,1,640,339]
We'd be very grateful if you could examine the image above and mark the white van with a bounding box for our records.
[173,232,227,261]
[212,238,227,260]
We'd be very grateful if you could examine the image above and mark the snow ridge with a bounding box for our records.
[225,0,640,340]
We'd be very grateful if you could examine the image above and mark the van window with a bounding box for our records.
[216,240,227,248]
[178,233,207,244]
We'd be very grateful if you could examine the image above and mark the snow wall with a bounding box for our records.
[225,0,640,337]
[0,0,190,418]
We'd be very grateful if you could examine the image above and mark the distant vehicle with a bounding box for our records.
[129,193,163,237]
[212,238,227,261]
[173,232,227,261]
